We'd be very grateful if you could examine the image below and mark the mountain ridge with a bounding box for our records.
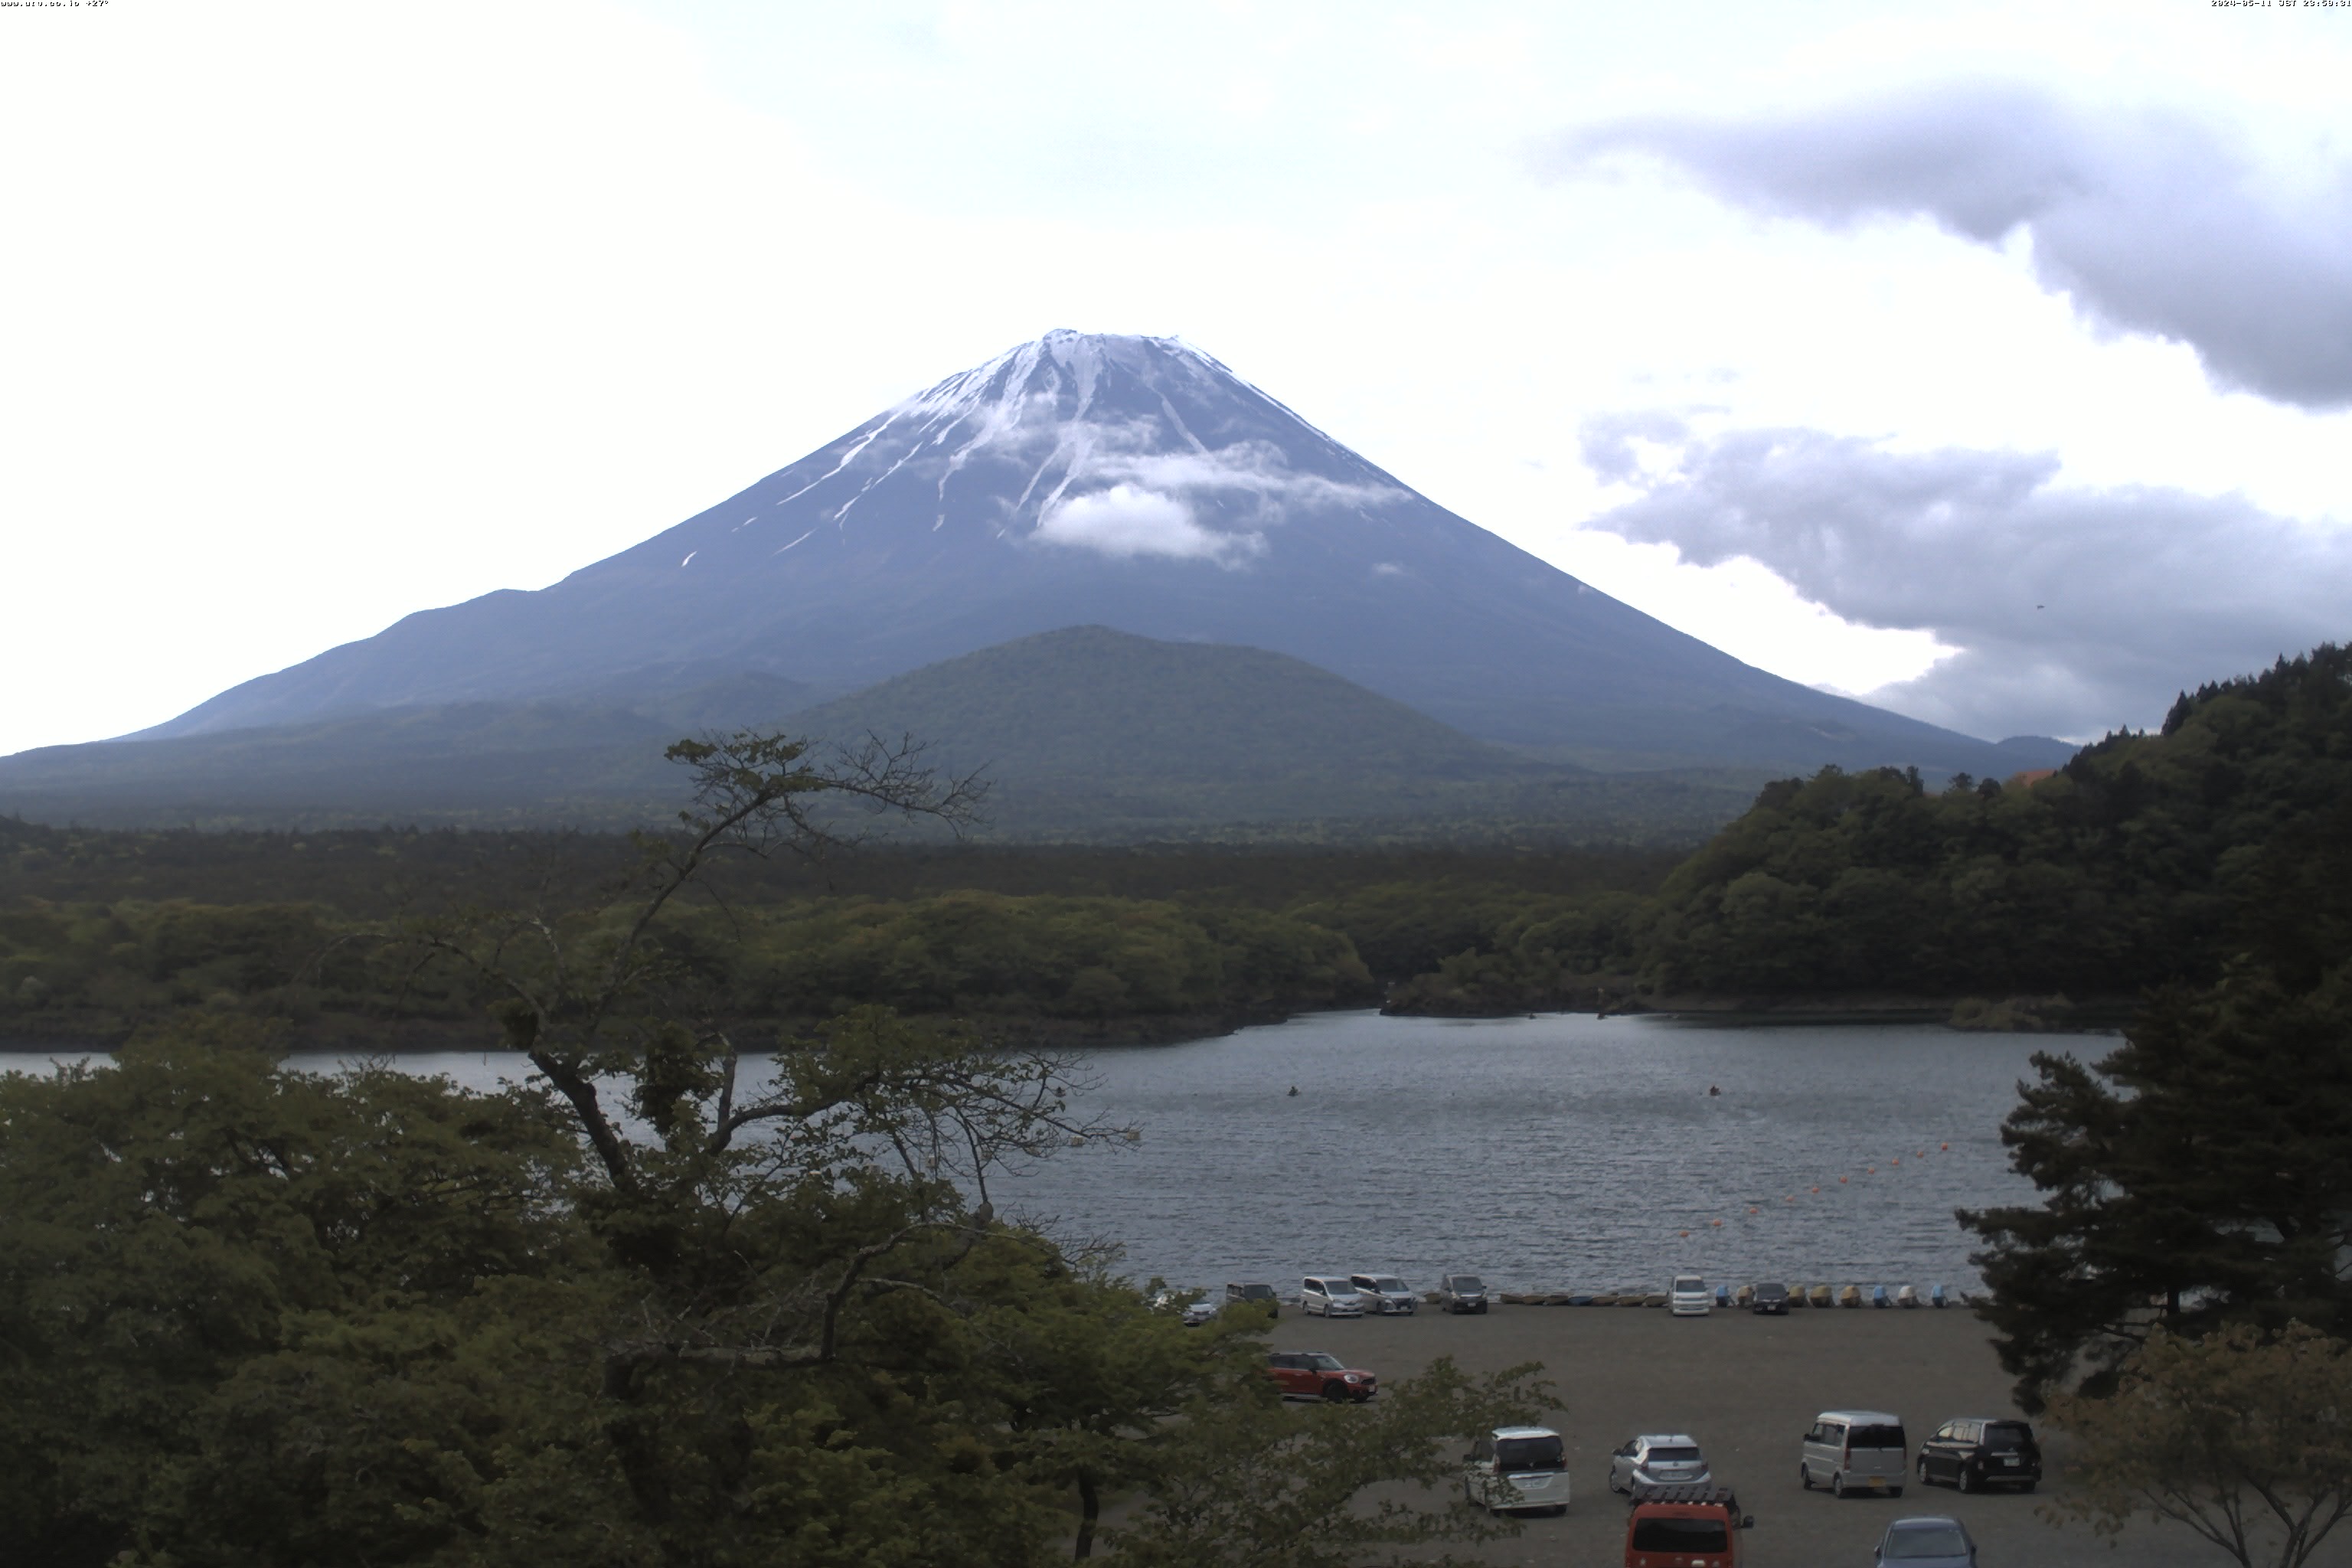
[132,330,2066,777]
[1,626,1770,840]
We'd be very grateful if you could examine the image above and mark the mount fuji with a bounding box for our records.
[14,331,2064,827]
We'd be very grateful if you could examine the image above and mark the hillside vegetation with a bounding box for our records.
[1386,645,2352,1014]
[0,820,1682,1045]
[1643,647,2352,998]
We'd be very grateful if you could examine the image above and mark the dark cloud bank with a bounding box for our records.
[1550,80,2352,410]
[1581,415,2352,743]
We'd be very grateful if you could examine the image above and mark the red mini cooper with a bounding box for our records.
[1264,1350,1377,1402]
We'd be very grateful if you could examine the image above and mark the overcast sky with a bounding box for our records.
[4,0,2347,755]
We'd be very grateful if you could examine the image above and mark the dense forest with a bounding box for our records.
[1390,645,2352,1015]
[0,820,1680,1046]
[1637,645,2352,999]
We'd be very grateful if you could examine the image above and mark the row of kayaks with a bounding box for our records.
[1755,1282,1959,1308]
[1494,1283,1964,1308]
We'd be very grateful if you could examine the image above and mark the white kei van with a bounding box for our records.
[1799,1410,1906,1498]
[1300,1276,1366,1317]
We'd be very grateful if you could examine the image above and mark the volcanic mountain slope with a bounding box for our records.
[0,673,815,828]
[137,331,2063,775]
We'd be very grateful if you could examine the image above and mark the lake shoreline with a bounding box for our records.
[0,1000,1332,1056]
[0,988,2137,1057]
[1383,989,2138,1031]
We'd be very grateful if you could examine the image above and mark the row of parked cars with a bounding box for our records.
[1253,1370,2039,1566]
[1193,1272,1493,1320]
[1468,1410,2038,1565]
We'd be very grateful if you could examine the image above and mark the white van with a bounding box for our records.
[1464,1426,1570,1515]
[1799,1410,1907,1498]
[1669,1273,1711,1316]
[1301,1276,1366,1317]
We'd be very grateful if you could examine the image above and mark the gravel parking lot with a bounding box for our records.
[1289,1300,2266,1568]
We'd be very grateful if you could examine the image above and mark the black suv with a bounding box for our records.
[1751,1281,1789,1315]
[1916,1417,2040,1492]
[1437,1272,1490,1314]
[1224,1282,1279,1319]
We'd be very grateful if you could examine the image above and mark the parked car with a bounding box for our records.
[1223,1281,1279,1319]
[1751,1281,1789,1315]
[1300,1275,1366,1317]
[1872,1515,1977,1566]
[1463,1425,1570,1515]
[1437,1272,1490,1314]
[1916,1416,2040,1492]
[1179,1294,1220,1327]
[1349,1272,1417,1315]
[1264,1349,1376,1402]
[1670,1274,1711,1316]
[1609,1434,1712,1493]
[1622,1484,1753,1568]
[1800,1410,1906,1498]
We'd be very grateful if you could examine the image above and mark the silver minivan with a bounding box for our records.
[1801,1409,1907,1498]
[1349,1272,1417,1315]
[1300,1275,1366,1317]
[1464,1425,1570,1515]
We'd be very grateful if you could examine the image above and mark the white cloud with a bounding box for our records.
[1580,417,2352,739]
[1084,436,1401,509]
[1549,81,2352,410]
[1033,485,1266,565]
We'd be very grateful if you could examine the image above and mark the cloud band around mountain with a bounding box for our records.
[1547,80,2352,410]
[1034,483,1266,564]
[1579,413,2352,741]
[1020,423,1395,566]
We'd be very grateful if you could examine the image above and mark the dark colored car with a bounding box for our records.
[1751,1282,1789,1315]
[1265,1350,1377,1402]
[1916,1418,2040,1493]
[1224,1281,1279,1319]
[1438,1272,1490,1314]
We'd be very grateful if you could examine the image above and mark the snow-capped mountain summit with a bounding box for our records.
[139,331,2059,774]
[716,328,1400,569]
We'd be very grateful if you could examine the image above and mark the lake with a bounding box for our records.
[11,1010,2102,1297]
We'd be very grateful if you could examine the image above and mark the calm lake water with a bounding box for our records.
[12,1010,2102,1296]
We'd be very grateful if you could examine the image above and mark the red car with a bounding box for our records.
[1265,1350,1377,1402]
